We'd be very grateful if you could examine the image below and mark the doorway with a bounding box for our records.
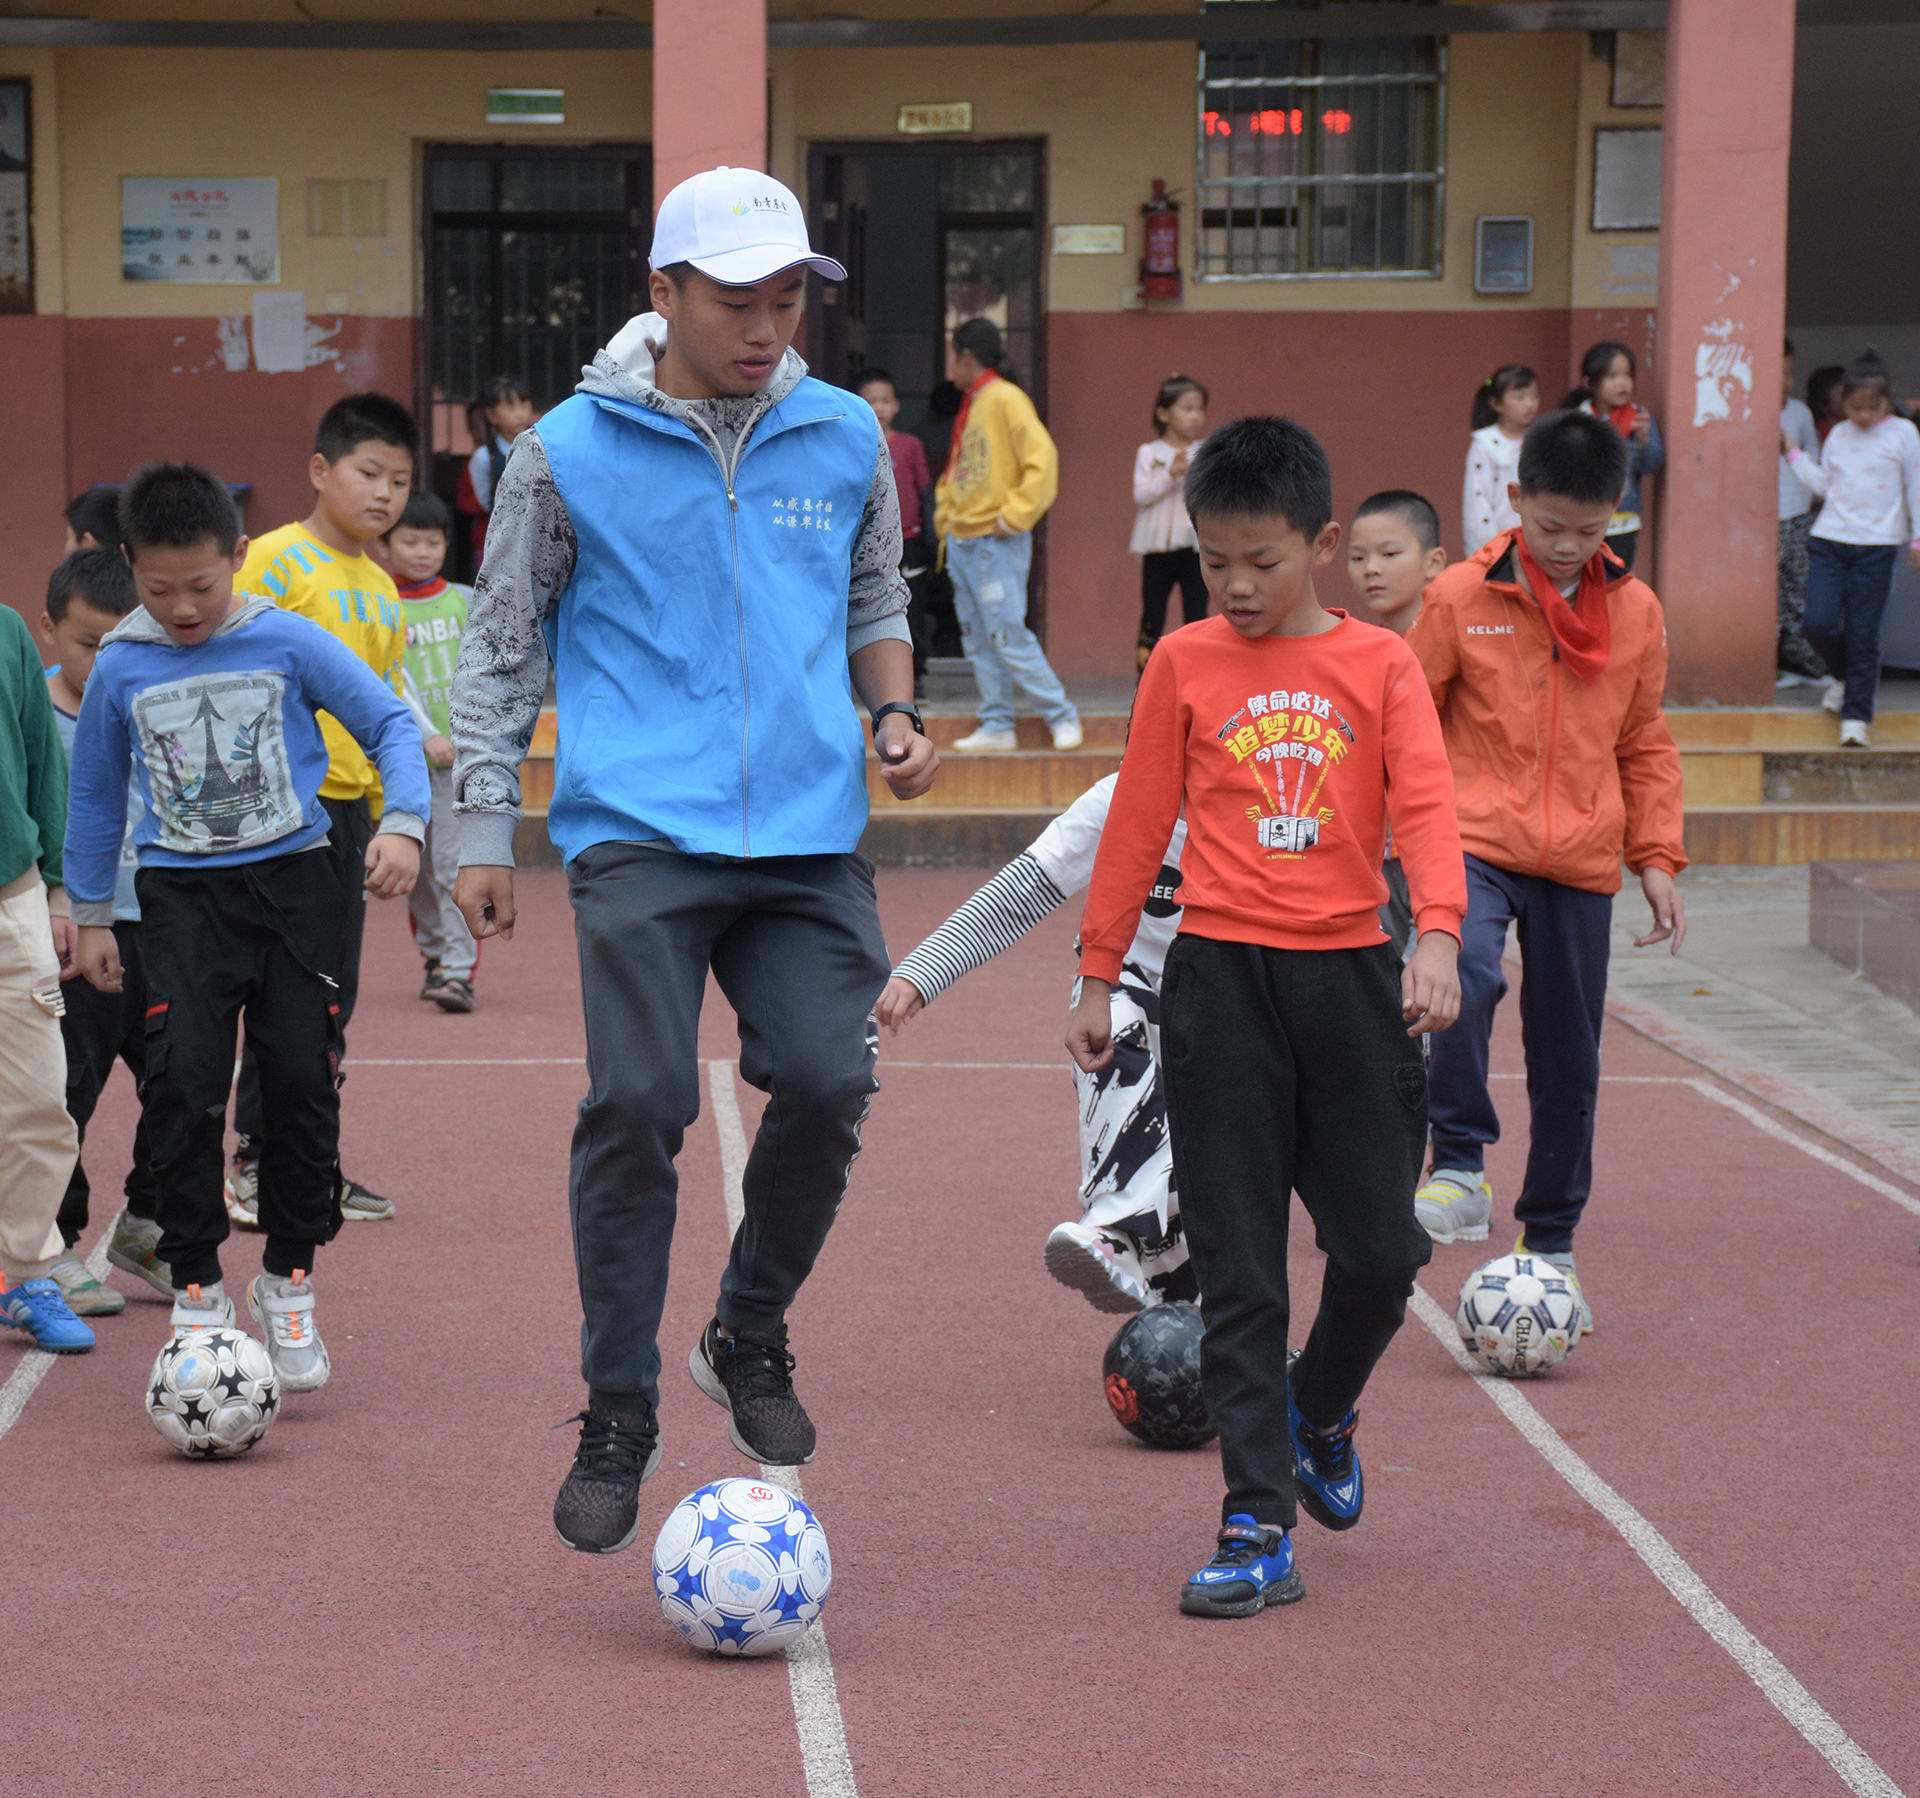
[807,141,1048,642]
[419,142,652,578]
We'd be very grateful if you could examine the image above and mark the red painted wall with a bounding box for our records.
[1041,307,1655,678]
[0,316,71,638]
[63,316,415,547]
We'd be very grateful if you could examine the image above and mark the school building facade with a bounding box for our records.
[0,0,1908,699]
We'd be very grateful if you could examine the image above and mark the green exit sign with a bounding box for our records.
[487,88,565,124]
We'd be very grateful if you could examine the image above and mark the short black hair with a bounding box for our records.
[47,547,138,623]
[1516,410,1630,507]
[482,373,532,410]
[1183,415,1332,539]
[952,317,1003,367]
[390,490,452,537]
[64,486,124,553]
[1354,489,1442,555]
[119,461,242,559]
[314,392,419,464]
[656,260,695,288]
[855,367,897,394]
[1842,346,1894,403]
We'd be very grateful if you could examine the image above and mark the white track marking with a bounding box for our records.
[0,1207,120,1444]
[1408,1286,1903,1798]
[353,1057,585,1065]
[707,1061,860,1798]
[1682,1079,1920,1218]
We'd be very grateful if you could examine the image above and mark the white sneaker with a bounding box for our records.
[248,1270,331,1394]
[1043,1220,1152,1313]
[1821,677,1846,714]
[170,1283,236,1334]
[1413,1169,1493,1243]
[1839,718,1870,748]
[952,727,1017,753]
[1050,718,1085,751]
[226,1153,261,1230]
[1535,1247,1594,1337]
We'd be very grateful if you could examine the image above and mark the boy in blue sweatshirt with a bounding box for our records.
[67,462,428,1394]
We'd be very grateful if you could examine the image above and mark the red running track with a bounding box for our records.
[5,869,1916,1798]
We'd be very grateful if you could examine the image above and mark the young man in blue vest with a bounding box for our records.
[451,167,940,1554]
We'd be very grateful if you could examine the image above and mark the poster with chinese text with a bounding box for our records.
[0,82,30,312]
[122,178,279,283]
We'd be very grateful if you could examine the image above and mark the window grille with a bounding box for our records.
[1196,1,1444,280]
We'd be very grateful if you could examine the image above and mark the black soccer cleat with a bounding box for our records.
[553,1404,663,1554]
[688,1319,817,1466]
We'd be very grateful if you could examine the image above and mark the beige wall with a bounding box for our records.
[1568,33,1661,311]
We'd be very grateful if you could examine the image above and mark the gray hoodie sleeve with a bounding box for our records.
[847,434,912,655]
[449,428,576,868]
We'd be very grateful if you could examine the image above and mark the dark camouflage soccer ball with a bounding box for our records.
[1101,1302,1215,1449]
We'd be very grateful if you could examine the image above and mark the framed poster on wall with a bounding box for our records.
[0,80,31,313]
[1592,128,1662,231]
[121,177,279,283]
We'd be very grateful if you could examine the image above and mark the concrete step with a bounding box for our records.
[1684,804,1920,865]
[1667,706,1920,747]
[1681,745,1920,805]
[1810,858,1920,1011]
[917,714,1129,750]
[856,807,1060,868]
[867,748,1119,808]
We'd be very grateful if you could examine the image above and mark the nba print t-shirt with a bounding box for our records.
[398,576,471,743]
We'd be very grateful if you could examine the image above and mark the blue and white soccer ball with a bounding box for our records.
[1455,1252,1584,1377]
[652,1478,833,1656]
[145,1328,280,1457]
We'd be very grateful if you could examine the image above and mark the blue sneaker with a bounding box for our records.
[0,1278,97,1354]
[1289,1396,1363,1531]
[1178,1515,1303,1617]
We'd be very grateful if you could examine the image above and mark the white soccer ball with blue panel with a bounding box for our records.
[145,1327,280,1458]
[1455,1251,1583,1377]
[652,1477,832,1656]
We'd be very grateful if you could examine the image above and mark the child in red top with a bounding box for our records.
[1068,416,1464,1619]
[857,369,935,695]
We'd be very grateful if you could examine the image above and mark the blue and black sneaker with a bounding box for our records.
[1288,1396,1364,1531]
[1178,1515,1304,1618]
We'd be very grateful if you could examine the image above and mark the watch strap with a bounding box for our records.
[871,701,925,740]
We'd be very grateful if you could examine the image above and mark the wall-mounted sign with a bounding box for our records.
[1052,224,1126,256]
[1592,126,1662,230]
[121,177,279,284]
[0,80,30,313]
[1473,216,1533,294]
[488,88,565,124]
[897,101,972,136]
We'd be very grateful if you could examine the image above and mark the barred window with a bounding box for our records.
[1196,2,1444,280]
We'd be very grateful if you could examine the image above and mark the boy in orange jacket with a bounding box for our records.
[1406,409,1687,1326]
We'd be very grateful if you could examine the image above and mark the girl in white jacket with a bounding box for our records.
[1461,363,1539,555]
[1130,375,1209,671]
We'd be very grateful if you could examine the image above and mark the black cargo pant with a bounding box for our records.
[235,794,372,1144]
[56,920,160,1245]
[568,843,891,1415]
[138,851,347,1289]
[1160,935,1434,1530]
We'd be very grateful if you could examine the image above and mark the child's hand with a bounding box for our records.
[1066,978,1115,1071]
[1401,931,1461,1036]
[49,914,77,979]
[1907,541,1920,575]
[1634,867,1687,953]
[77,925,122,993]
[1632,406,1652,443]
[456,865,516,941]
[877,716,940,801]
[364,833,421,900]
[876,975,925,1035]
[424,733,456,770]
[1168,447,1192,479]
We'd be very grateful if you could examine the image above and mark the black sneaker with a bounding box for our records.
[339,1177,395,1222]
[553,1404,662,1554]
[688,1320,816,1465]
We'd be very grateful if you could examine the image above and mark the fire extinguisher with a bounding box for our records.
[1141,178,1181,302]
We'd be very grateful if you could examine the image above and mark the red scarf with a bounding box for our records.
[396,576,448,599]
[943,369,1001,478]
[1606,401,1638,441]
[1510,530,1614,684]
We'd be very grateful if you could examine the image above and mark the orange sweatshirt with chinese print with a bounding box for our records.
[1079,612,1467,984]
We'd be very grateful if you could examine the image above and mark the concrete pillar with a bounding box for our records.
[1650,0,1797,704]
[652,0,767,211]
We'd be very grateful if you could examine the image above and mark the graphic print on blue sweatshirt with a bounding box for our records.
[134,671,300,852]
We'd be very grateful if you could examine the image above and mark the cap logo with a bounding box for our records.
[734,195,790,216]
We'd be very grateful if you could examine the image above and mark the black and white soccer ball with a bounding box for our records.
[1455,1252,1583,1377]
[145,1328,280,1458]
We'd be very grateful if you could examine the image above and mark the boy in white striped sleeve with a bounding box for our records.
[876,773,1195,1311]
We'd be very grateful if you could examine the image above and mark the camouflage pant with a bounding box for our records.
[1778,512,1826,679]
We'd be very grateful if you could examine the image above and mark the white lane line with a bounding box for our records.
[0,1208,121,1444]
[707,1060,860,1798]
[352,1057,584,1065]
[1683,1078,1920,1219]
[1408,1286,1903,1798]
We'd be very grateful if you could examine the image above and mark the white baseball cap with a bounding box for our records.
[650,167,846,286]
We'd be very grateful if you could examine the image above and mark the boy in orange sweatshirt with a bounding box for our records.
[1068,416,1466,1618]
[1406,409,1687,1326]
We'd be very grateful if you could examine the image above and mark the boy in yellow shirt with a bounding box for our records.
[227,393,422,1226]
[934,318,1082,754]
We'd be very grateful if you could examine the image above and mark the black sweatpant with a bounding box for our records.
[1139,549,1208,664]
[138,851,347,1288]
[235,794,372,1145]
[1160,935,1434,1529]
[567,843,891,1414]
[56,920,160,1245]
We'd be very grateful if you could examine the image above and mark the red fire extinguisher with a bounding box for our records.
[1141,179,1181,302]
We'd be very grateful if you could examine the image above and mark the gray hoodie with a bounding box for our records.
[449,314,911,868]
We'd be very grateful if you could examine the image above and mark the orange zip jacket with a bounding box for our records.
[1079,612,1466,984]
[1406,531,1687,896]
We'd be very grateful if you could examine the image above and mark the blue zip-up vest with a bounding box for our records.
[535,377,879,861]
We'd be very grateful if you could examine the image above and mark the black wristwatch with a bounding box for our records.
[871,702,925,741]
